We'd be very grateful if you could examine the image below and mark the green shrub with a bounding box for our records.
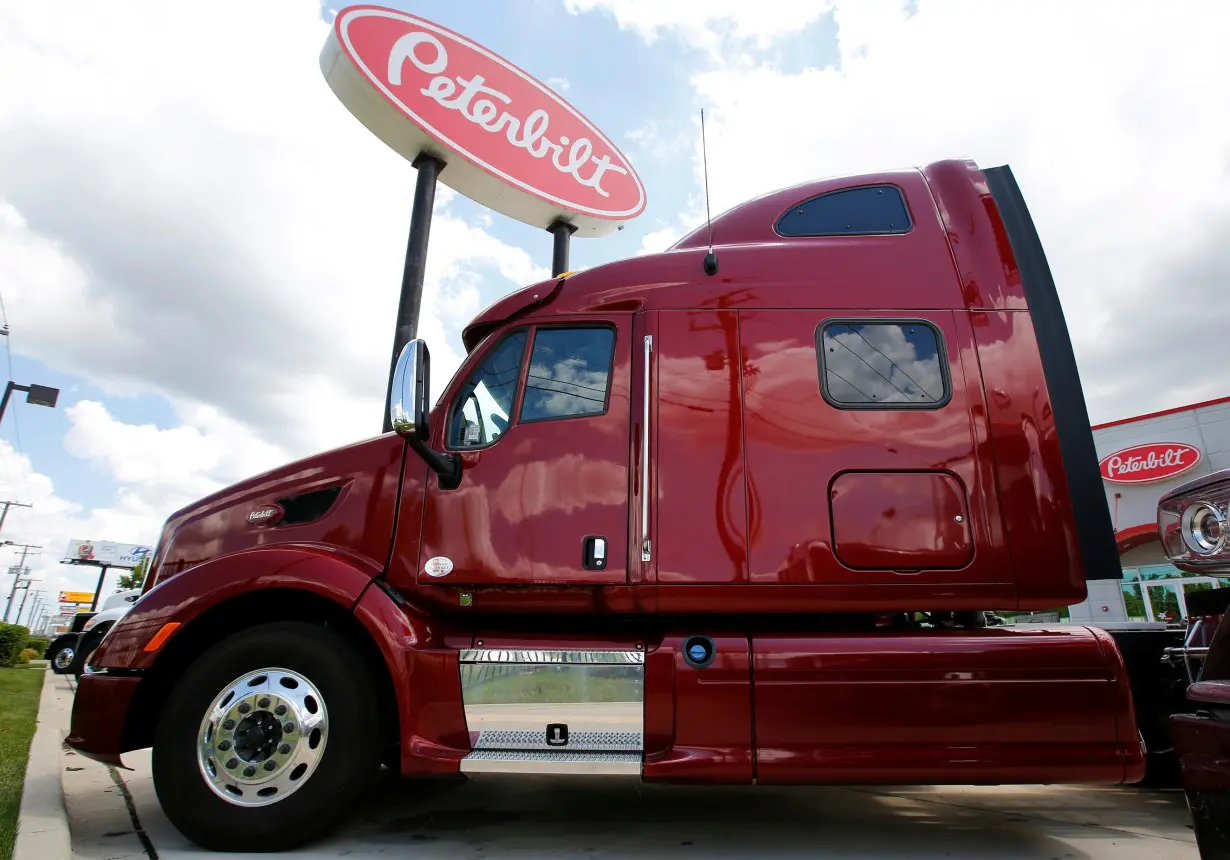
[0,624,28,668]
[16,648,39,664]
[25,636,49,655]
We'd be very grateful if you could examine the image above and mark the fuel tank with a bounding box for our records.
[144,434,407,589]
[451,625,1145,785]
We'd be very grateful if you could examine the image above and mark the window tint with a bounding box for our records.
[449,331,527,448]
[818,321,948,408]
[520,327,615,423]
[777,185,910,237]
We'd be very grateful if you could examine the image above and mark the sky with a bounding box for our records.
[2,0,1229,622]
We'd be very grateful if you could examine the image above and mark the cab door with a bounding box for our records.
[417,317,631,586]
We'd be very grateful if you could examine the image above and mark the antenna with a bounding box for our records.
[700,109,718,276]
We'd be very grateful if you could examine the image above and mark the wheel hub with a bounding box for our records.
[196,668,328,808]
[53,647,75,670]
[232,711,283,762]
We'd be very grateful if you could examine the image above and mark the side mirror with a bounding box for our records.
[388,339,462,490]
[390,339,431,441]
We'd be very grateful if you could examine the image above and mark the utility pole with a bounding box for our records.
[21,590,42,627]
[0,500,31,537]
[3,544,39,623]
[15,580,36,627]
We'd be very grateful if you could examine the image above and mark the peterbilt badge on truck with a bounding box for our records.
[65,156,1147,852]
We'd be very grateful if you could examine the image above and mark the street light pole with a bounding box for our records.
[0,381,60,424]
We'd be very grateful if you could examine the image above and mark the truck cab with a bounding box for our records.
[67,158,1144,853]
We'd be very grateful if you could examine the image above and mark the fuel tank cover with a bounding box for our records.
[682,635,716,669]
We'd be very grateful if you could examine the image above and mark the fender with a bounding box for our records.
[89,544,470,776]
[92,544,383,670]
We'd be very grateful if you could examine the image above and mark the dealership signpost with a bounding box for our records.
[319,7,645,432]
[60,539,153,610]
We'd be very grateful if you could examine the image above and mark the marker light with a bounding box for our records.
[144,622,182,653]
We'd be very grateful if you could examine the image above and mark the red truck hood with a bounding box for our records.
[146,433,407,590]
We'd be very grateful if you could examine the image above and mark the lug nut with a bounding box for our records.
[278,743,291,755]
[274,705,287,716]
[217,740,232,751]
[283,722,295,734]
[226,758,239,770]
[257,697,270,709]
[222,719,235,730]
[264,760,277,772]
[243,765,257,777]
[238,702,251,714]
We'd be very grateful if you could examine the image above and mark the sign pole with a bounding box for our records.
[383,153,445,434]
[548,219,576,277]
[89,564,110,612]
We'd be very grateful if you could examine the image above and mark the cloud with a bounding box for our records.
[568,0,1230,423]
[0,2,547,460]
[564,0,834,53]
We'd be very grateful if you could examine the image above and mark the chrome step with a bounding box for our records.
[471,729,642,752]
[460,750,641,775]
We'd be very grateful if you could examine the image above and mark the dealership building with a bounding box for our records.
[1068,395,1230,624]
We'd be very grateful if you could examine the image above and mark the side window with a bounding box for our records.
[448,330,527,448]
[776,185,910,237]
[817,320,950,409]
[520,327,615,423]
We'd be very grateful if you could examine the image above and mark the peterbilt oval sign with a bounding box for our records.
[320,6,645,237]
[1099,443,1201,484]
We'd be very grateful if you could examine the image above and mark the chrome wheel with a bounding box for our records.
[196,668,328,808]
[53,646,75,670]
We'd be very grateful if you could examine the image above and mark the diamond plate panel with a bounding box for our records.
[473,729,642,751]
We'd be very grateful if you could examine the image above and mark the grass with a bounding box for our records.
[0,667,43,860]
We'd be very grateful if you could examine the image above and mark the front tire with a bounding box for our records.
[48,638,77,674]
[152,622,383,852]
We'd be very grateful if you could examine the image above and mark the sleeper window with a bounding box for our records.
[449,331,527,448]
[776,185,910,237]
[818,321,949,409]
[520,327,615,423]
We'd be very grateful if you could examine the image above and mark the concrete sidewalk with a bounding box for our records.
[13,669,71,860]
[24,671,1203,859]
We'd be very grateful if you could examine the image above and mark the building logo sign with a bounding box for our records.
[1099,442,1201,484]
[320,6,645,236]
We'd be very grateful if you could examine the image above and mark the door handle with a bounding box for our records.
[583,536,607,570]
[641,334,652,562]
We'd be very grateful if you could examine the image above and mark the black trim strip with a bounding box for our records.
[983,165,1120,581]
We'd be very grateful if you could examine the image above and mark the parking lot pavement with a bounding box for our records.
[47,674,1199,859]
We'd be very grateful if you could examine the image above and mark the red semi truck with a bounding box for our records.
[67,159,1148,852]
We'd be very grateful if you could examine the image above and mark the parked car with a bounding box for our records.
[45,590,142,678]
[44,611,97,673]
